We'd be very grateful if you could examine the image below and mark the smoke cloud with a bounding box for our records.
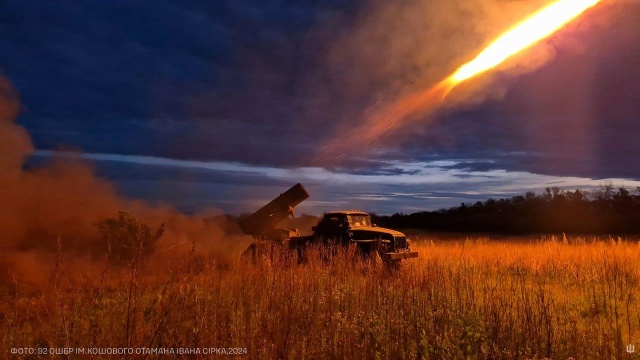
[315,0,601,163]
[0,77,250,291]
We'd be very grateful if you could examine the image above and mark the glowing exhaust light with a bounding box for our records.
[315,0,604,164]
[451,0,601,83]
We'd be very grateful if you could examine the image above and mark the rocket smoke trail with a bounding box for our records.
[315,0,602,165]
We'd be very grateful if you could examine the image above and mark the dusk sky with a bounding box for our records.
[2,0,640,215]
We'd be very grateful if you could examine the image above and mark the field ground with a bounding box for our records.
[3,236,640,359]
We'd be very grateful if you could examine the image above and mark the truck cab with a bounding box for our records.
[312,211,418,261]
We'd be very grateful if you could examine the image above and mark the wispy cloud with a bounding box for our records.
[33,150,640,215]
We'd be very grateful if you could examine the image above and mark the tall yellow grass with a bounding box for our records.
[3,236,640,359]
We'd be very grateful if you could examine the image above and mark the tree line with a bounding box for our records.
[372,185,640,234]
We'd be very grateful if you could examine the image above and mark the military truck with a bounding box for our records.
[239,183,418,266]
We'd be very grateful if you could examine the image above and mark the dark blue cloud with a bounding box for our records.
[2,0,640,215]
[1,1,225,118]
[1,0,359,163]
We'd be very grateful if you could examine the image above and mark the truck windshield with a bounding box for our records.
[347,214,372,228]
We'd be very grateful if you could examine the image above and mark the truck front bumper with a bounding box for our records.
[386,251,418,260]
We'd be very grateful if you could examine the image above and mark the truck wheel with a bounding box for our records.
[374,248,402,271]
[368,249,384,269]
[242,241,293,267]
[384,259,402,271]
[241,242,269,265]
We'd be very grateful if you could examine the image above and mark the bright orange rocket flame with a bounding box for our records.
[450,0,601,83]
[316,0,602,164]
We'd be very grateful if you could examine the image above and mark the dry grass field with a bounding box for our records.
[3,236,640,359]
